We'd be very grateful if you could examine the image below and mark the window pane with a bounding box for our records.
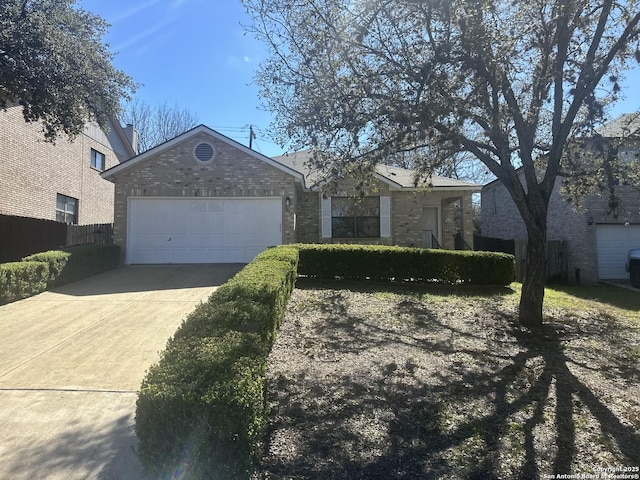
[56,194,65,210]
[331,197,356,217]
[332,217,355,238]
[357,197,380,216]
[91,149,105,170]
[56,211,65,222]
[356,217,380,237]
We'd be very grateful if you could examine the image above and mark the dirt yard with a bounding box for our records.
[255,281,640,479]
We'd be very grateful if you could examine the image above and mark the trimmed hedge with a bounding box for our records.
[135,243,512,478]
[21,250,70,287]
[23,244,121,287]
[296,244,514,285]
[0,244,121,305]
[135,246,299,480]
[0,261,49,304]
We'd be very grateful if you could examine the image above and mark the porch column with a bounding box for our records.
[462,193,474,249]
[441,198,457,249]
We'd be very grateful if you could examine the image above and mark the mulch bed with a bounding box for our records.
[255,281,640,479]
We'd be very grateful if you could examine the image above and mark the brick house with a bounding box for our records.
[481,116,640,285]
[0,104,137,225]
[101,125,480,264]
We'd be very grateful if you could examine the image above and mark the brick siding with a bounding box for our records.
[110,132,298,252]
[481,172,640,284]
[0,106,128,224]
[294,179,474,248]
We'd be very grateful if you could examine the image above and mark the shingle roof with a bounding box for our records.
[596,113,640,138]
[272,150,481,190]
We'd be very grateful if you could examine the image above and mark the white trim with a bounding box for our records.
[321,197,332,238]
[380,196,391,237]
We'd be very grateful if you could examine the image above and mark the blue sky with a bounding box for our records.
[80,0,283,156]
[80,0,640,159]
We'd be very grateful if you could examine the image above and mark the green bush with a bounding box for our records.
[136,332,267,479]
[21,250,70,287]
[136,246,299,480]
[0,261,49,304]
[135,243,514,478]
[295,244,514,285]
[24,244,120,287]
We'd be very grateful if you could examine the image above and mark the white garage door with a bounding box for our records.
[596,224,640,279]
[127,197,282,264]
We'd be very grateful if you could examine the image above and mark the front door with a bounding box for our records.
[423,207,439,248]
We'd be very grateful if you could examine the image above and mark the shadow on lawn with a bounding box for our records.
[259,285,640,479]
[550,284,640,315]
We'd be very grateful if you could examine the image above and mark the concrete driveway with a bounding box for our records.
[0,264,243,480]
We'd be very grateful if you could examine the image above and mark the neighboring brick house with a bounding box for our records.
[481,115,640,285]
[101,125,480,264]
[0,104,137,225]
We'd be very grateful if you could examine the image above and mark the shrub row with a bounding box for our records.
[135,246,299,480]
[24,244,121,287]
[0,261,50,304]
[0,244,121,305]
[295,243,515,286]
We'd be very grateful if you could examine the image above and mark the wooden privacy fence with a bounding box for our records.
[475,234,568,283]
[67,223,113,246]
[514,240,568,283]
[0,214,113,263]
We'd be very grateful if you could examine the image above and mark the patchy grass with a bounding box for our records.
[255,281,640,479]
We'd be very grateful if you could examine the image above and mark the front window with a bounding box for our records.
[331,197,380,238]
[56,194,78,224]
[91,148,105,171]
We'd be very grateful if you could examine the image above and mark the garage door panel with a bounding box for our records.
[596,225,640,279]
[207,201,224,213]
[224,217,245,233]
[244,216,279,234]
[127,198,282,264]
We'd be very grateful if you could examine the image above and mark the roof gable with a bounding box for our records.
[101,125,305,184]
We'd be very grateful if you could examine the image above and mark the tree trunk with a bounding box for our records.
[519,227,546,329]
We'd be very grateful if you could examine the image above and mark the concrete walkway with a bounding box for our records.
[0,264,243,480]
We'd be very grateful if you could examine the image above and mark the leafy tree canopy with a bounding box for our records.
[244,0,640,328]
[0,0,136,141]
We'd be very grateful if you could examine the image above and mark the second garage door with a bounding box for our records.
[596,224,640,279]
[127,197,282,264]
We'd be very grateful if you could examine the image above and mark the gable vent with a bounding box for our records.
[194,142,215,162]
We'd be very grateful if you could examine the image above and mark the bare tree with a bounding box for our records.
[121,98,199,152]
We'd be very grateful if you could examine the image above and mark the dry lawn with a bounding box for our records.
[256,281,640,479]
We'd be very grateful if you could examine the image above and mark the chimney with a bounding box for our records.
[123,123,139,155]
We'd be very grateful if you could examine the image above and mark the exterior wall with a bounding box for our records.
[481,173,640,285]
[0,106,130,224]
[110,131,298,254]
[295,184,475,249]
[309,178,394,245]
[296,190,320,243]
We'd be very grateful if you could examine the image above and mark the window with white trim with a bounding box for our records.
[91,148,105,171]
[56,194,78,224]
[331,197,381,238]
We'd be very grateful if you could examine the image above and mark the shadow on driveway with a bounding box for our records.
[49,264,245,297]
